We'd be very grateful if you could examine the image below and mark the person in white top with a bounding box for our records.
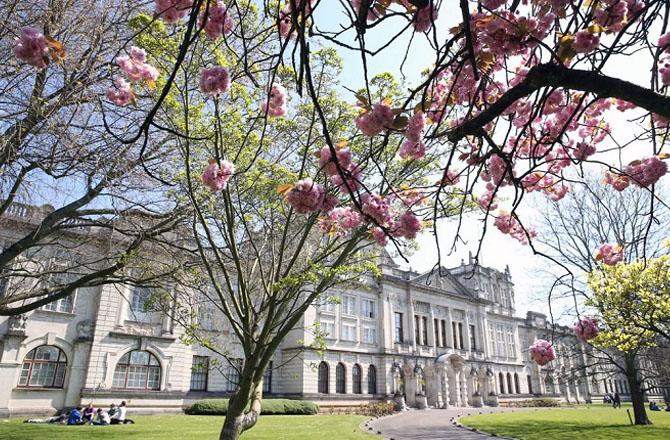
[92,408,111,425]
[110,401,134,424]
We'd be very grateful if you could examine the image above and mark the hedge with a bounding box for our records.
[185,398,319,415]
[514,398,561,407]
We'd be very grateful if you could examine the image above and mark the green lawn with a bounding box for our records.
[460,405,670,440]
[0,414,376,440]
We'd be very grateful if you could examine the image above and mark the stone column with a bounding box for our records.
[441,366,450,408]
[446,308,454,348]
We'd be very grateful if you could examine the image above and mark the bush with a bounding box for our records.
[357,402,395,417]
[185,398,319,416]
[514,398,561,407]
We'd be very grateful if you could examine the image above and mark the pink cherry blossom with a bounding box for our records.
[319,147,353,177]
[413,2,438,33]
[405,111,425,144]
[624,156,668,188]
[287,178,325,214]
[399,140,426,160]
[330,163,362,193]
[319,207,362,237]
[481,0,507,9]
[392,211,423,239]
[529,339,556,366]
[361,194,393,227]
[106,77,133,106]
[659,32,670,52]
[439,169,460,186]
[574,316,599,342]
[200,1,233,40]
[573,142,596,161]
[202,160,235,192]
[355,103,394,137]
[370,227,388,247]
[604,171,630,191]
[199,66,230,96]
[573,30,600,53]
[155,0,193,24]
[594,0,628,34]
[595,243,624,265]
[116,47,159,83]
[14,27,49,69]
[494,211,536,245]
[262,84,288,117]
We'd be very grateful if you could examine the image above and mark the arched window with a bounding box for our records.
[507,373,514,394]
[336,362,346,394]
[527,375,533,394]
[514,373,520,394]
[318,361,329,394]
[367,365,377,394]
[112,350,160,390]
[499,372,505,394]
[352,364,362,394]
[18,345,67,388]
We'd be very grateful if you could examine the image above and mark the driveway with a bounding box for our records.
[367,407,524,439]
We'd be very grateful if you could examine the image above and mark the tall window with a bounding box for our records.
[440,319,447,347]
[190,356,209,391]
[505,326,516,357]
[452,322,458,348]
[225,359,243,392]
[496,324,505,356]
[341,323,357,341]
[421,316,428,346]
[42,294,75,314]
[18,345,67,388]
[434,318,440,347]
[318,361,329,394]
[488,322,496,355]
[42,270,76,313]
[394,312,404,343]
[469,324,477,350]
[527,375,533,394]
[458,322,464,349]
[361,299,376,318]
[367,365,377,394]
[129,287,151,321]
[507,373,513,394]
[263,361,273,394]
[499,372,505,394]
[321,321,335,339]
[112,350,160,390]
[414,315,421,345]
[352,364,362,394]
[362,326,376,344]
[336,363,346,394]
[341,295,356,315]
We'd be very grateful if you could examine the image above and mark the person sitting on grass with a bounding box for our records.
[110,401,135,425]
[91,408,111,425]
[650,401,661,411]
[108,403,118,418]
[67,407,84,425]
[82,403,96,423]
[24,411,68,424]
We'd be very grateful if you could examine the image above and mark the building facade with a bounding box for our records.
[0,205,664,416]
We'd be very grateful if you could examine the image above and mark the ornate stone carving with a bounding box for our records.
[414,301,430,314]
[76,320,95,341]
[8,314,28,336]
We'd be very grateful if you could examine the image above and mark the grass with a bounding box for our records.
[460,404,670,440]
[0,414,376,440]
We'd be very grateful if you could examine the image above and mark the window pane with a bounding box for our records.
[113,365,127,387]
[130,350,150,365]
[54,364,66,387]
[148,366,160,390]
[25,349,35,360]
[127,366,148,388]
[29,362,56,387]
[19,363,31,386]
[35,346,59,361]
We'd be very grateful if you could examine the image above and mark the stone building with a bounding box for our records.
[0,204,664,416]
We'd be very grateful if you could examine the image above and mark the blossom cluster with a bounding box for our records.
[199,1,233,40]
[202,160,235,192]
[262,84,288,117]
[595,243,624,266]
[494,212,536,245]
[573,316,599,342]
[14,27,49,69]
[400,112,427,160]
[155,0,193,24]
[107,46,159,106]
[200,66,230,96]
[356,103,394,137]
[660,33,670,86]
[529,339,556,366]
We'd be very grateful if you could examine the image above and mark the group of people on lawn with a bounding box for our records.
[604,392,670,412]
[25,401,134,425]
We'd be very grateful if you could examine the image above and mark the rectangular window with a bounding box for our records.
[321,321,335,339]
[361,299,376,319]
[506,326,516,357]
[42,294,75,313]
[441,320,447,348]
[190,356,209,391]
[363,326,377,344]
[415,315,421,345]
[421,316,428,346]
[469,324,477,350]
[129,287,151,321]
[341,323,357,341]
[341,295,356,316]
[488,322,496,356]
[226,359,242,392]
[434,318,440,347]
[317,297,336,313]
[452,321,459,348]
[263,362,273,394]
[496,323,506,357]
[394,312,403,343]
[458,322,464,349]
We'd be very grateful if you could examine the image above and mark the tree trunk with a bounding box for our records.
[219,380,263,440]
[625,353,652,425]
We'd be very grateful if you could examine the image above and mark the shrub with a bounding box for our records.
[514,398,561,407]
[185,398,319,415]
[357,402,395,417]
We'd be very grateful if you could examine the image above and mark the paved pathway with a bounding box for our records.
[367,407,525,439]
